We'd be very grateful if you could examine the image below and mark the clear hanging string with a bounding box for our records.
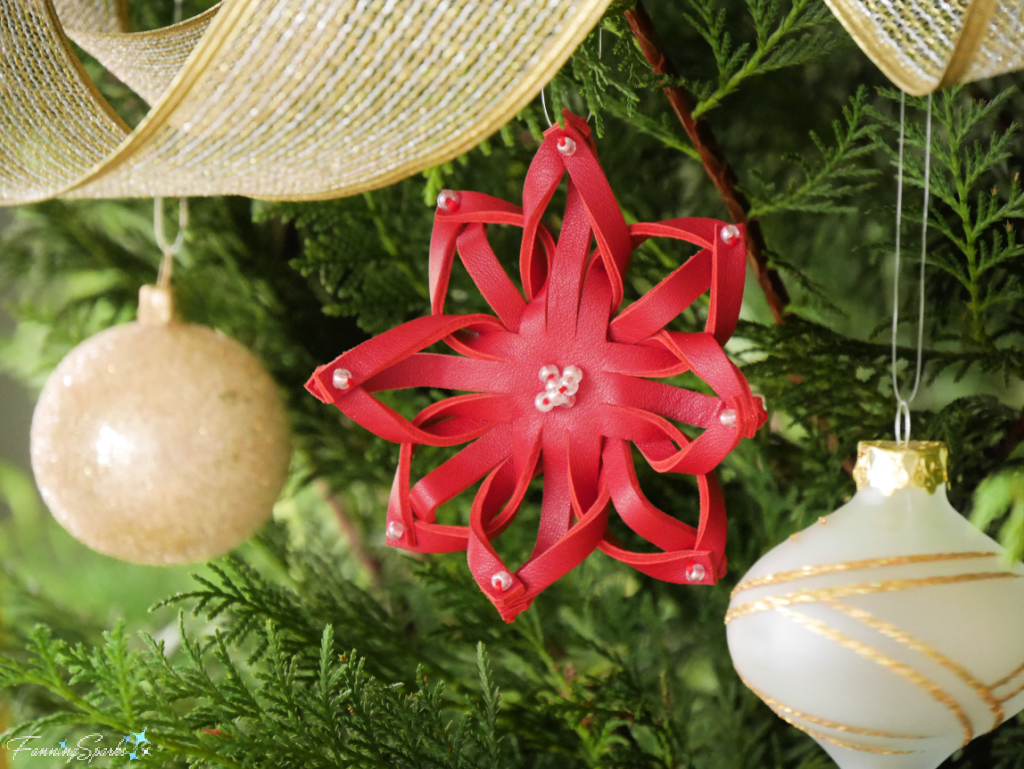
[154,197,189,289]
[891,92,932,445]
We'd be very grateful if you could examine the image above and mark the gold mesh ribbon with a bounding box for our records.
[823,0,1024,95]
[0,0,610,204]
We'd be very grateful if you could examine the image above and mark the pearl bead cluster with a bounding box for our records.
[534,365,582,412]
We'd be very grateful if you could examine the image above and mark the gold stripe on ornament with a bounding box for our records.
[739,675,926,741]
[823,599,1004,731]
[992,660,1024,691]
[776,606,974,745]
[766,703,915,755]
[998,679,1024,704]
[725,572,1020,624]
[731,552,999,598]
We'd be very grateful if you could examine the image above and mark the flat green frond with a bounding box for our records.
[748,86,879,218]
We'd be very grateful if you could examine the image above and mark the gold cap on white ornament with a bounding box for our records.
[853,440,949,497]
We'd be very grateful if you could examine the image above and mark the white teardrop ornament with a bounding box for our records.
[726,441,1024,769]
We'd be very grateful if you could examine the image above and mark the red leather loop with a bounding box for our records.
[307,110,765,621]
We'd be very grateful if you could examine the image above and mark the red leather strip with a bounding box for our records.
[363,354,509,394]
[599,468,727,582]
[603,341,688,377]
[511,486,610,618]
[609,248,712,344]
[557,113,632,310]
[604,373,723,429]
[545,182,592,333]
[603,438,697,551]
[455,225,527,331]
[519,139,564,300]
[409,423,512,519]
[532,423,572,556]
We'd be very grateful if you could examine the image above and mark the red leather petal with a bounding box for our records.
[409,423,512,520]
[545,182,592,333]
[556,113,632,310]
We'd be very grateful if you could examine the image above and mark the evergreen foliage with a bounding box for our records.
[3,0,1024,766]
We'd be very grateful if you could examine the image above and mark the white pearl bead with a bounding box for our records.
[538,364,560,383]
[535,392,556,413]
[436,189,460,212]
[719,408,737,427]
[491,571,513,591]
[385,521,405,540]
[685,563,706,582]
[561,394,576,408]
[557,136,576,156]
[333,369,352,390]
[545,379,560,395]
[558,377,579,396]
[720,224,741,244]
[562,365,582,383]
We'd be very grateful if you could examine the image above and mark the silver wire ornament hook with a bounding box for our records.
[540,86,555,128]
[890,92,932,446]
[894,399,912,445]
[154,197,189,289]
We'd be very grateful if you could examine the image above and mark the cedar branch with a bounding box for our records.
[624,0,790,323]
[316,479,382,586]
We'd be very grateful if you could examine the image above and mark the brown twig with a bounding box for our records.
[624,0,790,324]
[989,409,1024,467]
[315,479,382,586]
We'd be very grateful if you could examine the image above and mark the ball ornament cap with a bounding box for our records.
[30,285,291,565]
[854,440,949,497]
[727,440,1024,769]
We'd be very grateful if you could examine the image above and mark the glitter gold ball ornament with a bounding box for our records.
[30,285,291,565]
[726,441,1024,769]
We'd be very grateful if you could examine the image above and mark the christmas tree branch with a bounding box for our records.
[316,480,382,586]
[624,0,790,323]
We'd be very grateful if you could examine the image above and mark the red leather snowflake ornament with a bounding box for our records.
[307,112,766,622]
